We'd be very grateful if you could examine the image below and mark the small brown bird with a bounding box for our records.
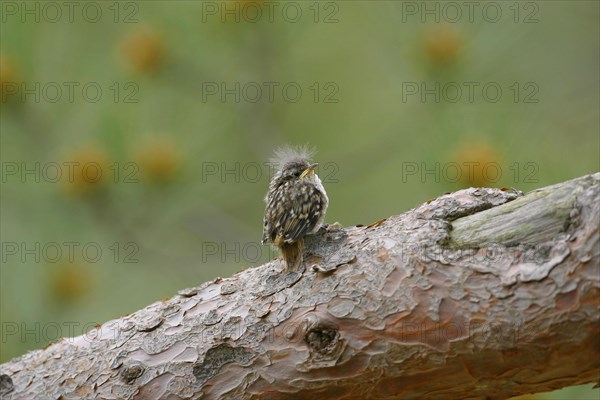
[262,146,329,272]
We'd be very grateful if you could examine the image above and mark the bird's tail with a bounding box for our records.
[279,239,303,272]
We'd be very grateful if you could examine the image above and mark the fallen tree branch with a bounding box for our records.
[1,173,599,399]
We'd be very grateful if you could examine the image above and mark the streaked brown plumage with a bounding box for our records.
[262,146,329,272]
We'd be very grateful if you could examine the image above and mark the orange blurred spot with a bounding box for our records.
[62,146,110,196]
[134,136,181,183]
[450,141,503,187]
[50,262,93,303]
[424,24,463,66]
[0,55,21,103]
[120,28,165,73]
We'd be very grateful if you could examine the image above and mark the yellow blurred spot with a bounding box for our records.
[0,55,20,103]
[120,28,165,73]
[134,137,181,183]
[50,262,92,303]
[62,146,110,196]
[450,141,503,188]
[424,24,463,66]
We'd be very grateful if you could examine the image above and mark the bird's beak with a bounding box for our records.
[300,163,318,179]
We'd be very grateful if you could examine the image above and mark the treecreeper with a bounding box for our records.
[262,146,329,272]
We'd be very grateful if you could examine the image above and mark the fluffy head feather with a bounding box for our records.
[270,144,316,171]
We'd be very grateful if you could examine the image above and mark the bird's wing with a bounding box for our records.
[263,181,326,244]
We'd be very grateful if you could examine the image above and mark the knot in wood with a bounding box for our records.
[120,364,145,384]
[304,327,339,354]
[0,374,14,396]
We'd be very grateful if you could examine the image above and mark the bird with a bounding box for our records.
[262,146,329,272]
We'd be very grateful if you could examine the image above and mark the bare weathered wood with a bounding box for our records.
[1,173,599,400]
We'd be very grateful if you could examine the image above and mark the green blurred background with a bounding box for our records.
[1,1,598,398]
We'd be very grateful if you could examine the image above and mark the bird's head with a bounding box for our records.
[281,160,319,182]
[270,145,320,186]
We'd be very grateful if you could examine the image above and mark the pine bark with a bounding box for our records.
[1,173,599,400]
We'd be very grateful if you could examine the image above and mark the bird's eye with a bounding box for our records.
[293,171,301,177]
